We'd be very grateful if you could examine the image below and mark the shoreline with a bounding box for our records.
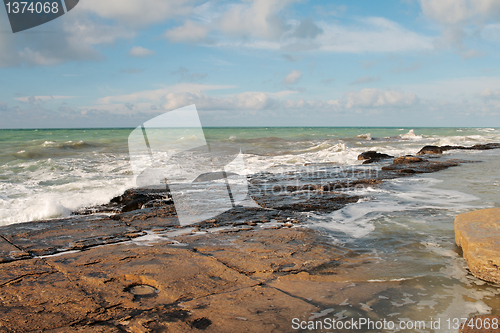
[1,145,500,331]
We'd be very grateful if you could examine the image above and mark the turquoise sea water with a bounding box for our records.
[1,127,499,224]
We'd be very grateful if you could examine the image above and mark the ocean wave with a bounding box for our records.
[12,140,98,160]
[356,133,372,140]
[42,140,94,149]
[0,155,135,225]
[397,129,423,140]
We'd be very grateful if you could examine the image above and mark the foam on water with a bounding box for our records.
[1,127,499,227]
[0,153,134,225]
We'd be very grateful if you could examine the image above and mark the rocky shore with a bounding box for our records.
[455,208,500,285]
[1,143,499,332]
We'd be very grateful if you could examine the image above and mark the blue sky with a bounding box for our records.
[1,0,500,128]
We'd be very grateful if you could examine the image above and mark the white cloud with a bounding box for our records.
[162,1,432,54]
[420,0,500,25]
[163,0,299,43]
[78,0,197,26]
[419,0,500,57]
[479,88,500,99]
[344,89,418,108]
[162,91,273,110]
[80,103,157,115]
[94,86,422,115]
[314,17,433,53]
[282,70,302,84]
[97,84,236,104]
[129,46,155,57]
[479,88,500,108]
[217,0,298,40]
[164,20,209,42]
[158,90,344,112]
[0,13,134,67]
[15,96,75,103]
[190,16,434,53]
[404,76,500,101]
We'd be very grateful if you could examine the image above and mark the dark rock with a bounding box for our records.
[75,187,173,215]
[190,317,212,329]
[357,151,394,162]
[416,143,500,155]
[470,143,500,150]
[441,145,465,151]
[0,216,145,257]
[383,159,464,174]
[417,145,443,155]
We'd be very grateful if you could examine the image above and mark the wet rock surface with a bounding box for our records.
[0,225,398,332]
[357,151,394,164]
[417,145,444,155]
[455,208,500,284]
[417,143,500,155]
[382,156,470,174]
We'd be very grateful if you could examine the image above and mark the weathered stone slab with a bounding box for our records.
[455,208,500,284]
[0,258,54,286]
[46,325,122,333]
[45,241,259,311]
[177,228,349,278]
[268,275,398,308]
[0,217,144,256]
[0,236,29,263]
[0,259,99,332]
[180,285,320,333]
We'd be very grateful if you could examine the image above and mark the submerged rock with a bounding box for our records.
[470,143,500,150]
[455,208,500,284]
[417,142,500,155]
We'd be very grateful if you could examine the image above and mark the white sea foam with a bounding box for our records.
[398,129,423,140]
[307,177,481,239]
[0,154,135,225]
[356,133,372,140]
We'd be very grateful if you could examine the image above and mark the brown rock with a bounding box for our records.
[455,208,500,284]
[417,145,443,155]
[470,143,500,150]
[0,217,145,257]
[0,259,100,332]
[45,241,259,310]
[178,228,348,277]
[393,155,428,164]
[0,236,30,263]
[180,285,319,332]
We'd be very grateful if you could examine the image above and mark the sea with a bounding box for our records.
[1,127,499,329]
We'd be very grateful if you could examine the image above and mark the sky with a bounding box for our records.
[1,0,500,128]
